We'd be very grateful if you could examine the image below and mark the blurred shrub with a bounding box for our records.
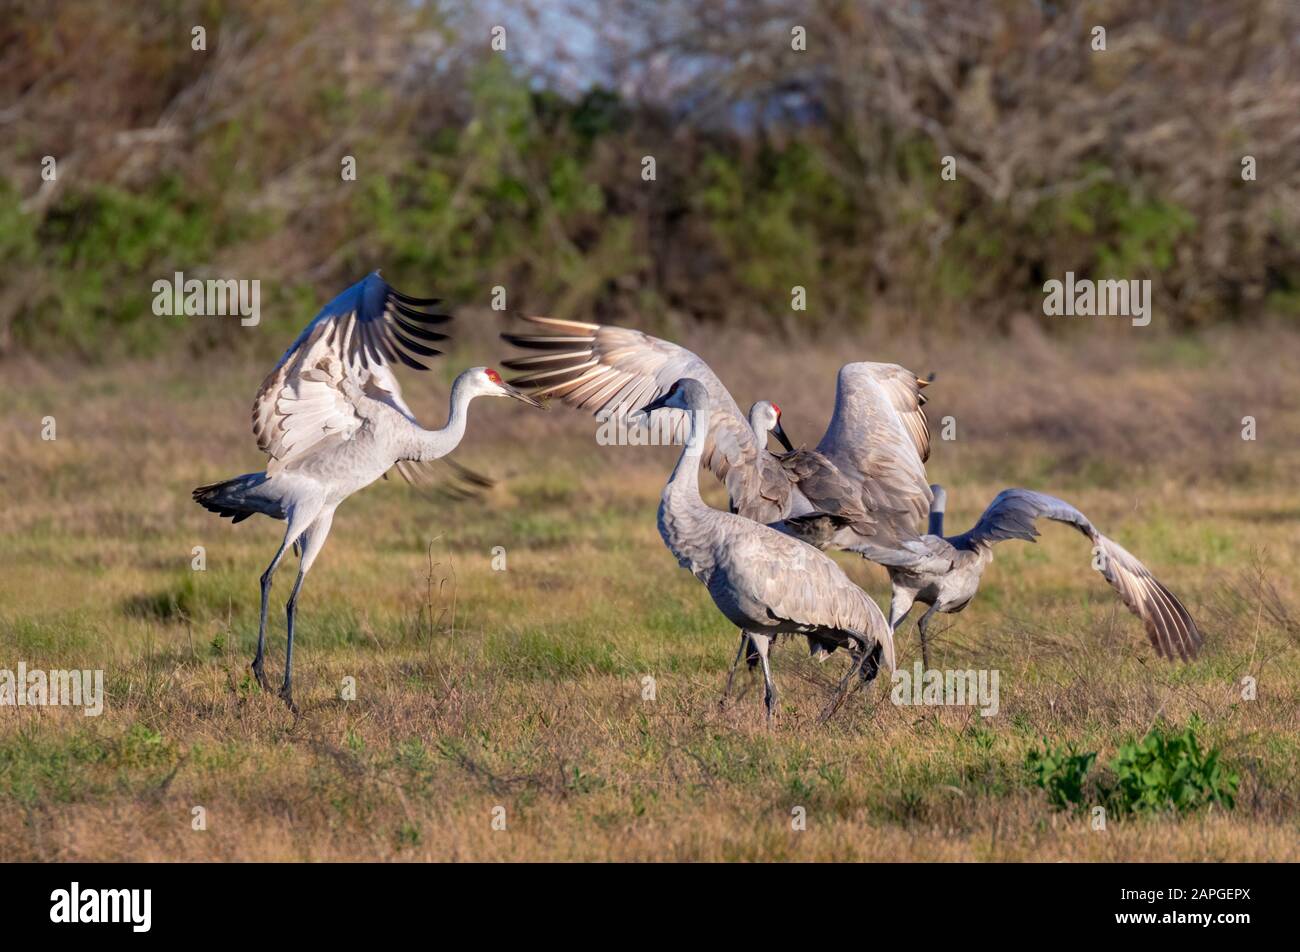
[1,0,1296,360]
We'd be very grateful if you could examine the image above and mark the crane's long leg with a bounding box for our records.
[888,588,918,666]
[722,631,762,701]
[747,633,777,725]
[280,507,335,714]
[917,604,939,670]
[722,632,748,702]
[252,543,287,690]
[252,507,316,691]
[253,546,290,690]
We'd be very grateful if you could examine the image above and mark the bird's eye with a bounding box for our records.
[485,369,502,384]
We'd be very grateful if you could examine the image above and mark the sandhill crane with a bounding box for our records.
[795,484,1202,667]
[635,378,896,722]
[502,317,946,688]
[193,272,543,711]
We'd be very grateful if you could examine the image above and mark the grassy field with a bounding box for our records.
[1,317,1298,861]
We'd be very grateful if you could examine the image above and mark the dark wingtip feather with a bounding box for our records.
[391,349,431,371]
[390,290,443,307]
[501,332,595,350]
[499,357,530,370]
[505,364,598,390]
[392,330,442,359]
[393,315,449,342]
[391,299,451,324]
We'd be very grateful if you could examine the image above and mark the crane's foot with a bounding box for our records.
[278,683,298,715]
[251,658,271,692]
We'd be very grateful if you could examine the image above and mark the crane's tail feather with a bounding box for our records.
[840,624,893,684]
[192,473,284,523]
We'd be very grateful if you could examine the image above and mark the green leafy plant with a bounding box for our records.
[1024,740,1097,812]
[1025,719,1238,818]
[1108,716,1238,815]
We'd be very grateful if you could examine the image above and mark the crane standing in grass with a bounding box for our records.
[635,378,896,721]
[193,273,543,711]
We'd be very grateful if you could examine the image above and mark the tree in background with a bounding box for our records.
[1,0,1296,359]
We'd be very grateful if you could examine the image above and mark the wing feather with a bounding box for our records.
[503,317,773,507]
[962,489,1202,661]
[813,362,934,533]
[800,364,935,543]
[251,272,449,471]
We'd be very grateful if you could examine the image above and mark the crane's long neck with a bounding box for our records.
[928,504,944,537]
[663,405,709,513]
[415,379,473,462]
[748,405,769,442]
[658,400,716,573]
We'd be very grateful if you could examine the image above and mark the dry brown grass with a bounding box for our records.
[1,319,1298,861]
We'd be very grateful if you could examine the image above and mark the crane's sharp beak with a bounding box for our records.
[501,383,545,409]
[772,420,794,453]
